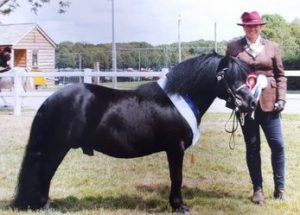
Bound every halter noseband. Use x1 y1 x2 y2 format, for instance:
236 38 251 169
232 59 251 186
216 68 247 109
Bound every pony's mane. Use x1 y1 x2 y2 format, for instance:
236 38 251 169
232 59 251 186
164 53 252 96
165 53 223 95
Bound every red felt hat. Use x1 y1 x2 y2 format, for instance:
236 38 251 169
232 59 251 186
237 11 266 26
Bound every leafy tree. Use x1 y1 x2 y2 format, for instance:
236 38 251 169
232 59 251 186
262 14 300 70
261 14 300 89
56 42 78 68
0 0 70 14
289 22 300 45
262 14 293 46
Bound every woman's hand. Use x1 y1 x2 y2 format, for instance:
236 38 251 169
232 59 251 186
274 100 286 112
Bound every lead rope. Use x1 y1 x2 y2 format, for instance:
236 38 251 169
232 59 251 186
225 108 240 150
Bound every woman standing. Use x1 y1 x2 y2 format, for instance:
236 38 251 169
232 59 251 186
226 11 287 204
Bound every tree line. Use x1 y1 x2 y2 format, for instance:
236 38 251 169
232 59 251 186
56 14 300 71
55 40 222 70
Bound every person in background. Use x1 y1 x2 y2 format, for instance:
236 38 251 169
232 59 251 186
0 46 12 72
226 11 287 204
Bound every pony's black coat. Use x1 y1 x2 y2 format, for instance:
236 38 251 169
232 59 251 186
12 53 256 213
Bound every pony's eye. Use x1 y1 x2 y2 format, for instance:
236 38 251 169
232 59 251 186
246 74 257 89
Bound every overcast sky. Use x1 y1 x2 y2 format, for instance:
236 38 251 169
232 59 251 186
0 0 299 45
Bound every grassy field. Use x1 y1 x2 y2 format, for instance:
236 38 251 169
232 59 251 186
0 111 299 215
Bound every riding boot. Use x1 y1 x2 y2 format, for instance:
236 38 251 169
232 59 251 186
251 187 265 205
274 189 288 201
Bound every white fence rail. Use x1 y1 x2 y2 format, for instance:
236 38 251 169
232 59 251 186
0 68 299 116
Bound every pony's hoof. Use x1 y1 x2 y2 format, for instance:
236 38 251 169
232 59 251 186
172 205 191 214
42 201 50 210
10 201 50 211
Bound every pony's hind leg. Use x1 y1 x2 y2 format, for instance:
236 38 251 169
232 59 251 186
12 140 70 210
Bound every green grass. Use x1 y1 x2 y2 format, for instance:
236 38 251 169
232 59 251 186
0 111 300 215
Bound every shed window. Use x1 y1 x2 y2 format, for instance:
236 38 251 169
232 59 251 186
32 50 38 67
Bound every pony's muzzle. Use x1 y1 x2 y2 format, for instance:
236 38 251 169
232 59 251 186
235 94 257 112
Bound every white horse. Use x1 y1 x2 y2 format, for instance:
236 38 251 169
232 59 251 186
0 68 34 107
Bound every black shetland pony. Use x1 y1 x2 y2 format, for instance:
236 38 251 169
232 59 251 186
12 53 256 214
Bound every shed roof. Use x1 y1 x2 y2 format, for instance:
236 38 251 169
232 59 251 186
0 23 56 47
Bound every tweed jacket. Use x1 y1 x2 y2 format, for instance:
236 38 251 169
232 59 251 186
226 37 287 112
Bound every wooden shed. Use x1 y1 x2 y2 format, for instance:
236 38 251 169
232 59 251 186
0 23 56 72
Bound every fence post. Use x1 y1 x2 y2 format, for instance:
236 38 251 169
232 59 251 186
83 68 92 84
13 69 22 116
93 62 100 84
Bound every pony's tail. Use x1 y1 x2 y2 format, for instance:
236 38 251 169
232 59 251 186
12 151 49 210
12 104 69 210
12 112 50 210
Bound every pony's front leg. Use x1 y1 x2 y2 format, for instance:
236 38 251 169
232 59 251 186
167 150 190 214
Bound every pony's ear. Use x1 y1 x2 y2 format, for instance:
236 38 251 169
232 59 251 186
217 54 230 71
